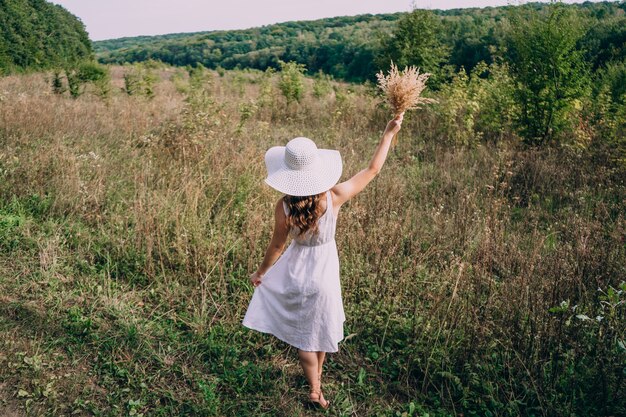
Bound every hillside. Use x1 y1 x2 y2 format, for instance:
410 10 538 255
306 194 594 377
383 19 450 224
0 0 92 74
96 13 401 82
94 1 626 82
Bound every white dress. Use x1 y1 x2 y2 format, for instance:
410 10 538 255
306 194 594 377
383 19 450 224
242 190 346 352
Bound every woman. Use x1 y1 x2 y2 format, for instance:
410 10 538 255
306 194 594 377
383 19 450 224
242 113 404 409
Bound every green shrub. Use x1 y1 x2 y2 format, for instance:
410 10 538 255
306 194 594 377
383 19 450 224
432 61 517 146
51 70 65 95
257 67 275 108
124 63 158 98
505 2 591 145
471 61 518 142
432 67 480 146
312 70 333 98
278 60 306 103
588 60 626 165
64 61 110 99
188 63 212 91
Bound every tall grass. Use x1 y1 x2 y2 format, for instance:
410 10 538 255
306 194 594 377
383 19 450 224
0 67 624 416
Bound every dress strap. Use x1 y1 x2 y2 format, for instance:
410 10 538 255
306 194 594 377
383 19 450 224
282 198 289 216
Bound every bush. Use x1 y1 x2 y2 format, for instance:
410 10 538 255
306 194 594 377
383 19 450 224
188 63 212 91
63 61 110 99
278 60 305 103
587 59 626 165
51 70 65 95
312 70 333 98
124 63 158 98
432 61 517 146
505 3 591 145
432 67 480 146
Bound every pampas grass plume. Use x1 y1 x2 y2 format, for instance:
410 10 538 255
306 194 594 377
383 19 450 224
376 62 436 117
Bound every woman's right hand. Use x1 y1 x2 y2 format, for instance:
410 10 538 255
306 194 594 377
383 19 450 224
384 112 404 137
250 271 263 287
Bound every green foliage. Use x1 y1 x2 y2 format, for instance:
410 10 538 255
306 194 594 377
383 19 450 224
278 60 305 103
443 11 502 75
64 61 110 99
587 59 626 165
93 2 626 86
378 9 451 89
171 67 189 94
51 70 64 95
0 210 25 252
123 70 141 96
93 69 112 99
433 67 480 146
544 283 626 416
312 70 333 98
64 306 93 339
596 59 626 105
0 0 92 73
432 60 517 145
580 8 626 70
124 64 158 99
237 100 258 134
188 63 212 90
96 14 394 82
471 61 518 142
256 67 275 108
505 2 591 145
65 69 82 99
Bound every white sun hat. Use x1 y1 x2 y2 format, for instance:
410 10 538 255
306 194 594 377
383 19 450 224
264 137 342 197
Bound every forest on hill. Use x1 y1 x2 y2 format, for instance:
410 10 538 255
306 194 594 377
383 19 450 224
0 0 92 74
95 1 626 82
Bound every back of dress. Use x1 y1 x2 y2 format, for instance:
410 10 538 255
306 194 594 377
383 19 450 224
283 191 336 247
243 188 346 353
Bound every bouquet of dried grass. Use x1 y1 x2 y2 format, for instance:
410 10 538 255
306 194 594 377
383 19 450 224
376 62 436 145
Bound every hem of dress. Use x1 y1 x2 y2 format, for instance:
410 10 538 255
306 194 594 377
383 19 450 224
242 320 344 353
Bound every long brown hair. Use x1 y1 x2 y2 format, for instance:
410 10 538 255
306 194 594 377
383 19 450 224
283 192 326 236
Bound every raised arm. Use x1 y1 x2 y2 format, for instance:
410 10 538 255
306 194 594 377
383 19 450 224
249 198 289 287
331 113 404 207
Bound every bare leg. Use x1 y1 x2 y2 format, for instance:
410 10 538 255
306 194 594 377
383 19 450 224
316 351 326 382
299 349 329 408
298 350 319 390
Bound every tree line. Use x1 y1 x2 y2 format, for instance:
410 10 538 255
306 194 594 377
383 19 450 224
95 1 626 84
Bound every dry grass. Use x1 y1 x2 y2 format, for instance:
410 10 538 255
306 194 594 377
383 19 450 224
0 66 624 416
376 62 436 116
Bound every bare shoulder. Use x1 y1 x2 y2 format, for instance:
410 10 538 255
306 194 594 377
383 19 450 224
272 197 289 235
275 196 286 218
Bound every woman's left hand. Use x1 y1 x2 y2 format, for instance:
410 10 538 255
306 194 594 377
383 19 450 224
383 112 404 137
249 271 263 287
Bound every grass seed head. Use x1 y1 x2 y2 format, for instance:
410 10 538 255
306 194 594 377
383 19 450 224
376 62 436 116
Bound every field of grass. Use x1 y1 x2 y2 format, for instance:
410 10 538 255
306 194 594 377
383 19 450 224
0 66 624 416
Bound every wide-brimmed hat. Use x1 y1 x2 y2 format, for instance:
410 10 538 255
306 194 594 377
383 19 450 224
264 137 342 197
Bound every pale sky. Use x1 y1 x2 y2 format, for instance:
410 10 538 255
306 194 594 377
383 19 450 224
49 0 610 41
